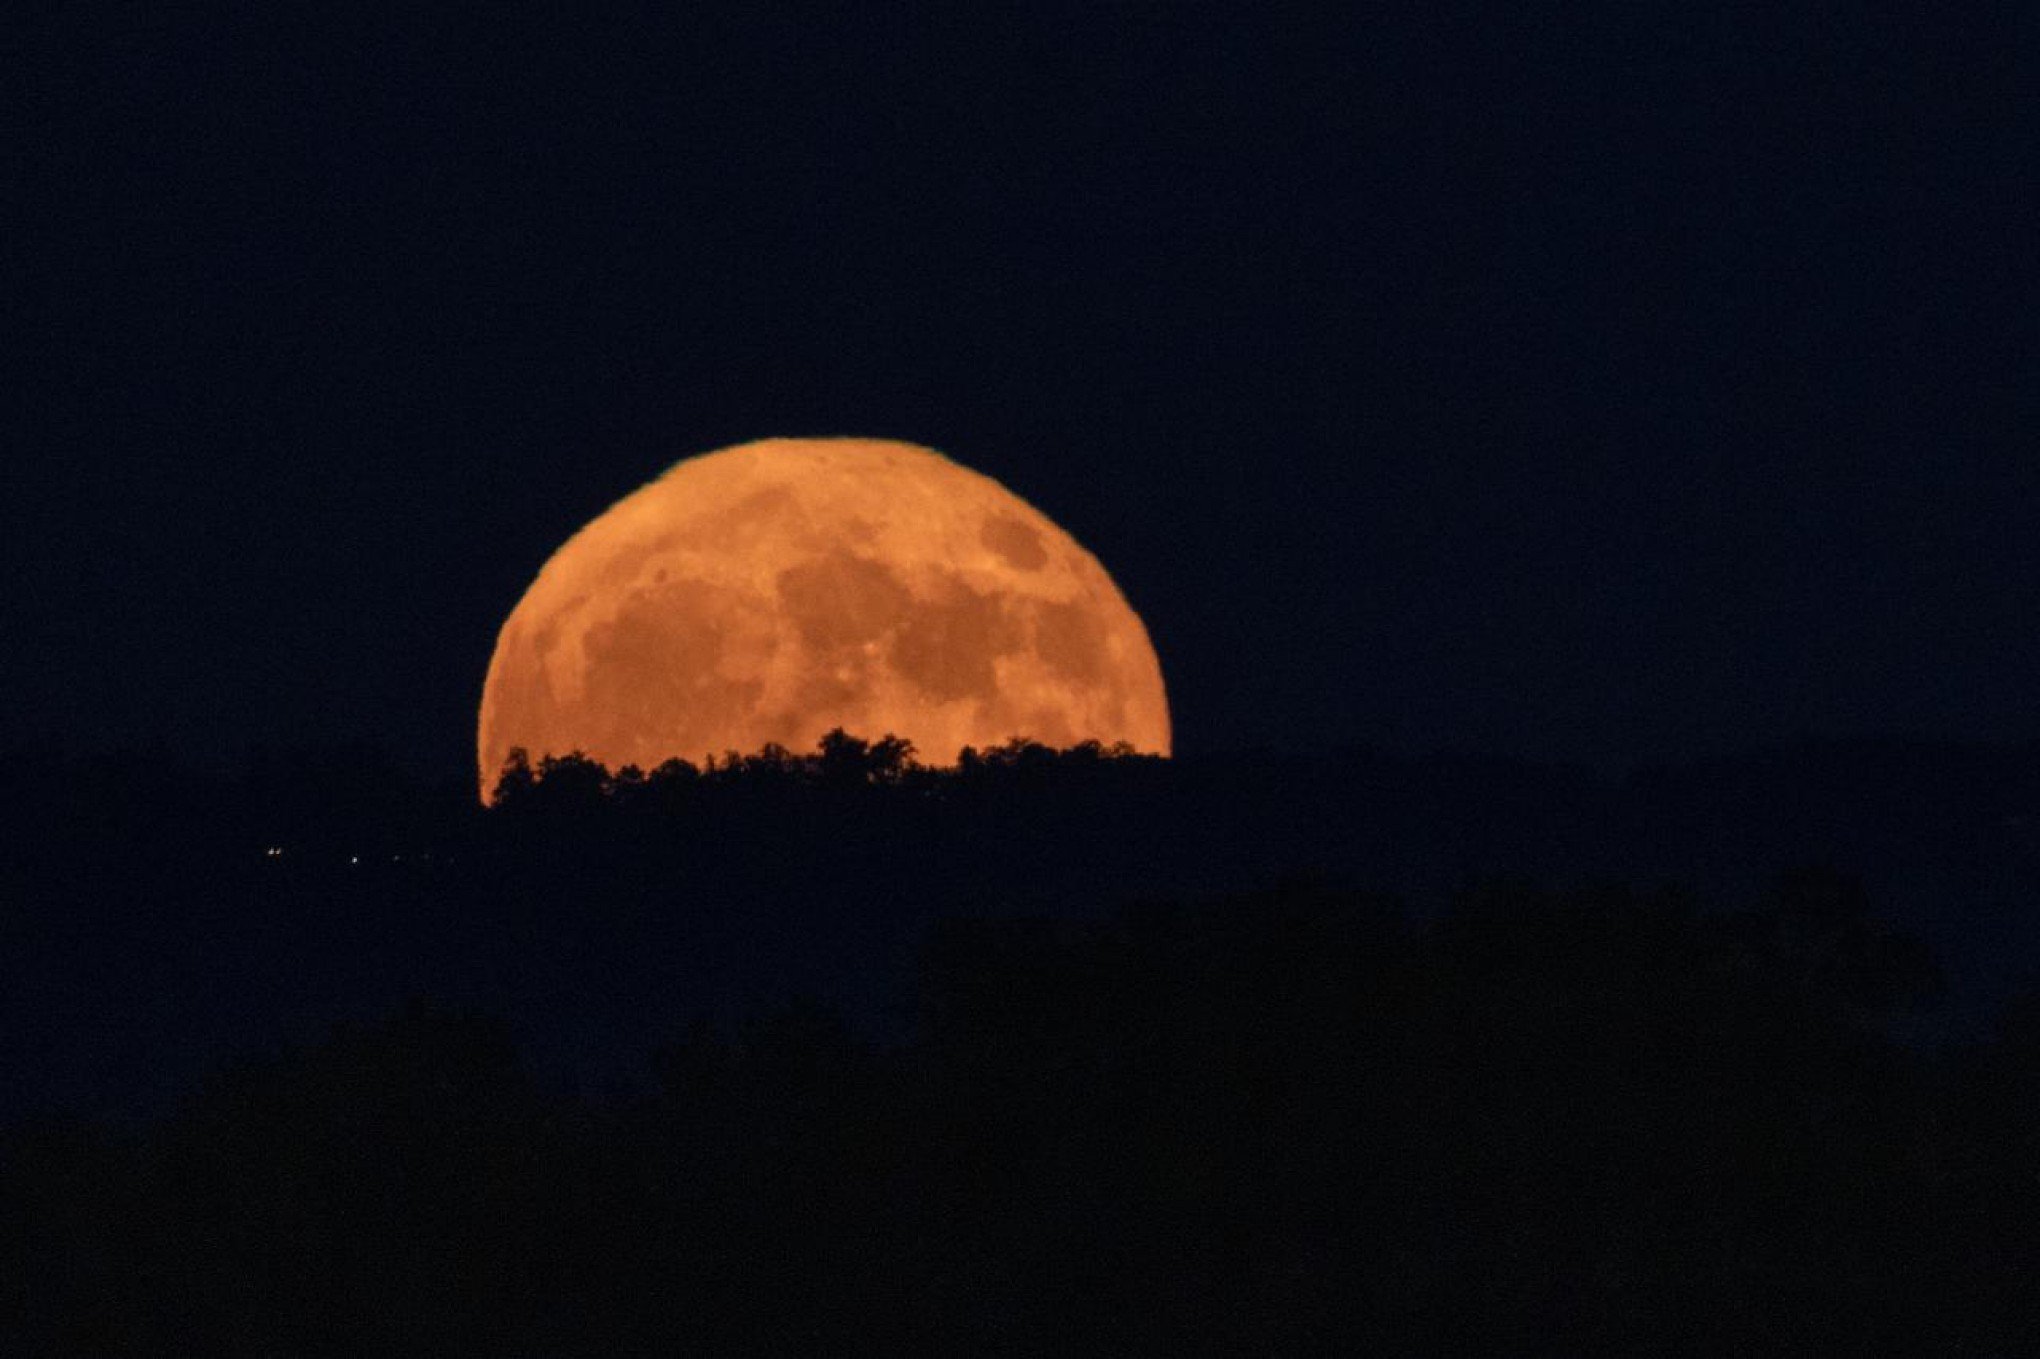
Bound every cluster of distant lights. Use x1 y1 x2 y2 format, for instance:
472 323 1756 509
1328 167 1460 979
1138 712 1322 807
260 847 445 865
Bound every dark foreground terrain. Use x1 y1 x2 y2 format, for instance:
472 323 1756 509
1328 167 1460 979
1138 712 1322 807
4 736 2038 1351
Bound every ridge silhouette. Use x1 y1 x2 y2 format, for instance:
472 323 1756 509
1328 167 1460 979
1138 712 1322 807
2 733 2037 1348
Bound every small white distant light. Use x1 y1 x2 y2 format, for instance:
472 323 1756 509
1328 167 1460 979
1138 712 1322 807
350 856 360 865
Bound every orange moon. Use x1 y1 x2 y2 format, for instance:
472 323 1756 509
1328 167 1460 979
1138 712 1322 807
477 437 1170 800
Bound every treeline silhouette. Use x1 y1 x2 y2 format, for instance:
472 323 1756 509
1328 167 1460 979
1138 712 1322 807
5 877 2036 1351
491 728 1134 803
486 730 1169 823
3 734 2039 1349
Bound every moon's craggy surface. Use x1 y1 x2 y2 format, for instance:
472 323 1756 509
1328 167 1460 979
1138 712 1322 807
478 438 1170 798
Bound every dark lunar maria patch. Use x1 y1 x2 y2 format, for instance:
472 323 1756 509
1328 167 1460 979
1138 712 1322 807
1032 597 1109 685
980 515 1049 571
891 574 1012 703
775 553 913 650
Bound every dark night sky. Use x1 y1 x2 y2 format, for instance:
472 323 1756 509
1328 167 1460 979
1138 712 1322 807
7 5 2032 776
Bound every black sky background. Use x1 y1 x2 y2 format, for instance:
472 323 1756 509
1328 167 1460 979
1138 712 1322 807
7 5 2033 777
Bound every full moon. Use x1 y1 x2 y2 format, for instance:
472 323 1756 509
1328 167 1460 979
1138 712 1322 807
477 437 1170 800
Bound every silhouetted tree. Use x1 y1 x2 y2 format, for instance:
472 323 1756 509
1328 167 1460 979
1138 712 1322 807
489 745 537 808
